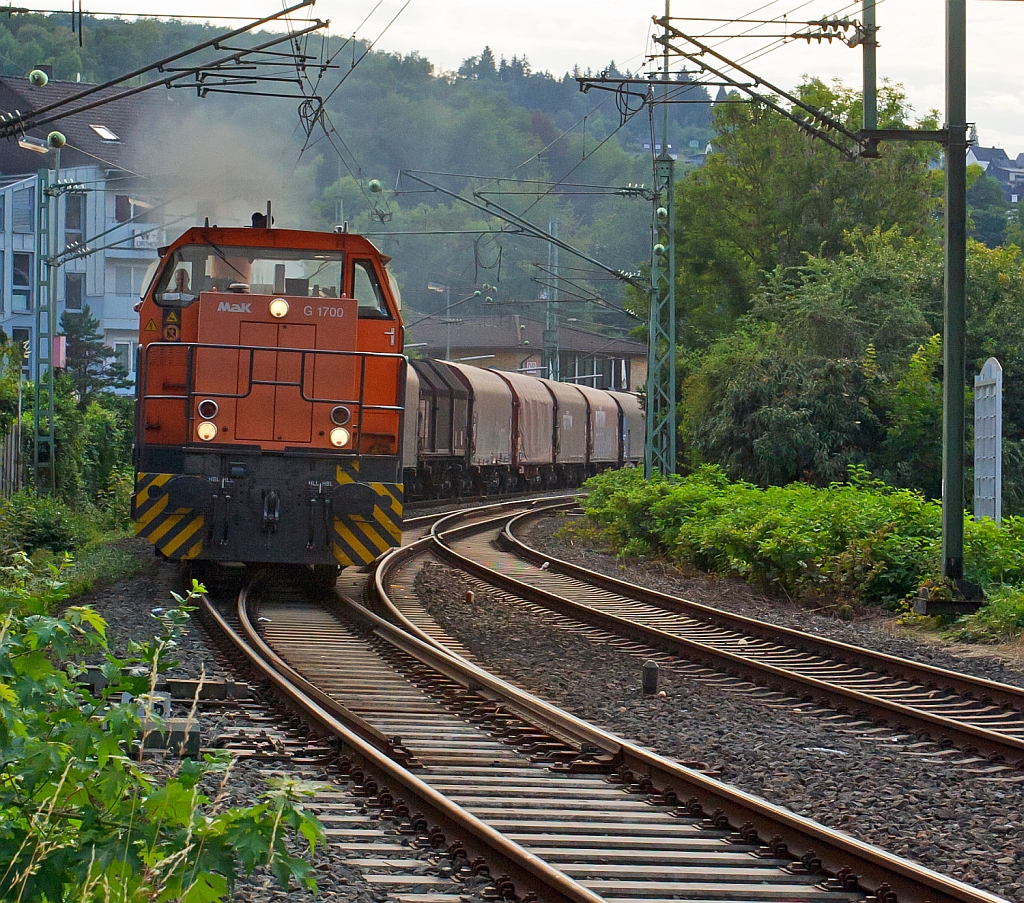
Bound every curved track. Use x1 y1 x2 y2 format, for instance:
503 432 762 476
193 498 1013 903
422 505 1024 770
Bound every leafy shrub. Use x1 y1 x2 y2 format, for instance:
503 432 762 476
963 515 1024 586
94 464 135 533
584 465 946 606
0 563 324 901
0 490 89 554
943 585 1024 643
580 466 678 556
583 467 1024 634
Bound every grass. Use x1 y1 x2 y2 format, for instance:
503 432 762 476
942 585 1024 644
60 538 154 598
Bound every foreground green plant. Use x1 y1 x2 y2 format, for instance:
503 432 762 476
0 565 323 902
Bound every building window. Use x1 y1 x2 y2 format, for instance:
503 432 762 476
65 272 84 310
13 188 33 233
0 194 5 230
115 266 132 295
114 195 155 224
11 328 30 373
1013 195 1019 204
114 265 148 296
13 252 32 311
0 250 3 314
65 193 86 251
113 342 133 374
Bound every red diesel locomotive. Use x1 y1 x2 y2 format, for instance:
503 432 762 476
131 218 406 583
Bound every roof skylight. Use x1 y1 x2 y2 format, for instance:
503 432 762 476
89 124 120 141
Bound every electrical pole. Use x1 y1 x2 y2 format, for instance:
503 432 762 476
856 0 977 610
943 0 969 591
645 0 677 478
862 0 877 132
545 220 560 382
33 155 56 495
33 132 70 495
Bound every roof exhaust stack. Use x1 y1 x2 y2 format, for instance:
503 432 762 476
251 201 273 229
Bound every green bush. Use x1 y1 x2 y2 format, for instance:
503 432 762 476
94 464 135 533
583 466 944 606
944 585 1024 643
582 467 1024 628
0 490 89 554
0 563 324 901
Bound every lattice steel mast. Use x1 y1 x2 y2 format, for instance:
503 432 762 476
646 0 676 478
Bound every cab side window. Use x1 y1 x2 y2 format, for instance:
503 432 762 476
353 260 390 318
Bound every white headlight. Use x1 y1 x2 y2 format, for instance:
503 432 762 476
197 421 218 441
269 298 289 318
329 427 351 447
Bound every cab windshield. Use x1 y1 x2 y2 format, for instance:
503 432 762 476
153 244 345 306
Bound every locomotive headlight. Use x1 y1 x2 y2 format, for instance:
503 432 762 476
197 421 218 441
329 427 351 447
269 298 290 318
330 405 351 426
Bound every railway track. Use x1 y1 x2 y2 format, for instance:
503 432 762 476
195 498 1011 903
417 503 1024 771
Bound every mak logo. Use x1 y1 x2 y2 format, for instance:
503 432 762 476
217 301 252 313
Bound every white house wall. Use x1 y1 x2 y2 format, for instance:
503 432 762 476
0 164 157 387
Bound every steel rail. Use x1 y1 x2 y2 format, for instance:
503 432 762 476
505 508 1024 711
427 511 1024 769
500 508 1024 766
366 503 1011 903
197 585 606 903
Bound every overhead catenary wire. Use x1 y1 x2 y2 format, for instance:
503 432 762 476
57 212 193 264
50 183 182 261
731 0 882 70
0 0 320 137
672 0 881 76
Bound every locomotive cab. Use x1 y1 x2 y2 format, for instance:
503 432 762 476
131 224 406 580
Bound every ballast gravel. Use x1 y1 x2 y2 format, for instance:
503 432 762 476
72 527 1024 903
412 512 1024 903
64 541 467 903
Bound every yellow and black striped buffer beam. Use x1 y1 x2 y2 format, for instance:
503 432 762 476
332 464 403 566
132 472 205 560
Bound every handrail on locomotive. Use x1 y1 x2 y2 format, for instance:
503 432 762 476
136 341 406 454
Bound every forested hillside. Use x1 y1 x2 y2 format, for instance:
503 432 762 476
0 13 711 331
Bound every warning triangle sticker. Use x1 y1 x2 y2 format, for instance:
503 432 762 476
164 310 180 324
144 319 158 332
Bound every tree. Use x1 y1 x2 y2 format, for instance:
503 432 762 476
458 46 497 80
880 335 943 499
668 80 941 348
967 168 1008 247
677 228 1024 512
60 305 130 409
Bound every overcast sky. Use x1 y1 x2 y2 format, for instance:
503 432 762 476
327 0 1024 152
103 0 1024 151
